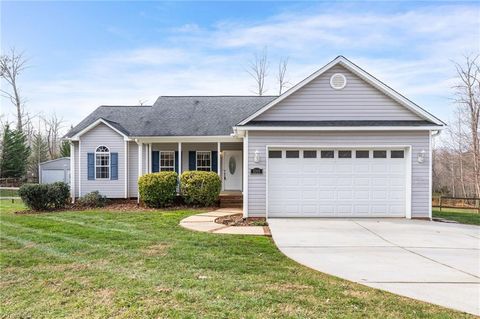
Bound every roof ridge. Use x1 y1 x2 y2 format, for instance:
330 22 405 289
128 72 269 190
159 95 278 97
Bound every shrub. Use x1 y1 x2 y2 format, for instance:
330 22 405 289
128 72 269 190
77 191 108 208
180 171 221 206
138 172 178 208
19 182 70 211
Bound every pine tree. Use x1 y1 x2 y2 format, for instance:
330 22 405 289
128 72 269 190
59 140 71 157
29 132 49 181
0 125 30 178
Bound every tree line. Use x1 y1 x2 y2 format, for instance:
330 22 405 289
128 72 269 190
0 48 70 181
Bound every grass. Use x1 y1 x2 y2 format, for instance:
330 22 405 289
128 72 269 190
0 188 19 197
432 207 480 226
0 200 473 318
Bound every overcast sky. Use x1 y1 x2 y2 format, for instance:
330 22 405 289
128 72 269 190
1 1 479 130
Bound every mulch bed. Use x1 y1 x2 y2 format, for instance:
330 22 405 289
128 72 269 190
215 213 268 227
14 199 215 215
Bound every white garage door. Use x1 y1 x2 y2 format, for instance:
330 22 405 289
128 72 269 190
267 148 407 218
41 169 68 184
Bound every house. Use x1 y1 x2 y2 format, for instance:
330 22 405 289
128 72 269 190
39 157 71 184
65 56 445 219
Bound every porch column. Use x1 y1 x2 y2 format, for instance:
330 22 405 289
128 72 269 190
242 132 248 218
70 141 75 203
137 141 143 202
148 143 152 173
178 142 182 175
217 142 221 176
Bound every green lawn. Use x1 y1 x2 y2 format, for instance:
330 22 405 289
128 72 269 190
0 201 472 318
432 207 480 226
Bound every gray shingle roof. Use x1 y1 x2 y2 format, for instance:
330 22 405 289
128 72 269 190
65 96 277 138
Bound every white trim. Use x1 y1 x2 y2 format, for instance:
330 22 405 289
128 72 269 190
79 140 82 197
428 131 433 220
195 151 212 171
330 73 347 90
242 131 248 218
406 146 412 219
70 142 75 202
131 136 241 143
217 142 221 176
69 118 129 140
124 141 128 199
235 126 443 132
137 142 143 202
94 145 111 180
159 151 176 171
265 144 412 219
238 56 445 126
178 142 182 175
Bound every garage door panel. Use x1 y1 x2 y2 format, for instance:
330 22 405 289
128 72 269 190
268 148 406 218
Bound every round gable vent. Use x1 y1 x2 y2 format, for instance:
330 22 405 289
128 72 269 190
330 73 347 90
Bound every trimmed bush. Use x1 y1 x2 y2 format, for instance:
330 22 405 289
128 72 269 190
19 182 70 211
180 171 221 206
138 172 178 208
77 191 107 208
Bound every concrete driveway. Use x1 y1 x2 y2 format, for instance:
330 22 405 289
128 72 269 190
268 218 480 315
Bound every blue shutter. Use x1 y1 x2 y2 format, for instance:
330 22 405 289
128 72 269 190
189 151 196 170
211 151 218 173
152 151 159 172
87 153 95 180
174 151 179 174
111 153 118 180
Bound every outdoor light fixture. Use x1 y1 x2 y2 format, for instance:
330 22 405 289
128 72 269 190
417 150 426 163
254 150 260 163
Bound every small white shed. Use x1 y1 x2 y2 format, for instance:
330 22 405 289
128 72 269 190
39 157 70 184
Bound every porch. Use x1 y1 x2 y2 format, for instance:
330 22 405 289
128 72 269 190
134 137 245 195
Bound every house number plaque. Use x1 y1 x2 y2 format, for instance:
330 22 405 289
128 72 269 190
250 167 263 174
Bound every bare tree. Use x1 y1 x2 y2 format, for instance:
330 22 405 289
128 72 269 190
0 48 28 132
277 57 289 95
138 98 148 106
453 55 480 197
43 113 64 159
247 48 268 96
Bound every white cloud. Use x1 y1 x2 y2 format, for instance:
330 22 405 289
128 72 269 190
2 3 478 127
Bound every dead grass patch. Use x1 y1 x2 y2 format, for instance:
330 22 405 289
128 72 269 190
142 243 171 256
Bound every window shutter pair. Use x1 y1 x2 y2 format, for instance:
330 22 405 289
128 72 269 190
87 152 118 180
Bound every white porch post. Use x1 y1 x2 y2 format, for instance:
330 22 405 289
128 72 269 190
148 143 152 173
178 142 182 175
70 142 75 203
137 141 143 202
217 142 221 176
124 141 128 198
242 132 248 218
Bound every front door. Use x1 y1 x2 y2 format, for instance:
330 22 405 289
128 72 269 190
223 151 243 191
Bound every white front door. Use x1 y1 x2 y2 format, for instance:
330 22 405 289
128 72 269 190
223 151 243 191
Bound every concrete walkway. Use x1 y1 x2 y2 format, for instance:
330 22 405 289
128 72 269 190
269 218 480 315
180 208 269 236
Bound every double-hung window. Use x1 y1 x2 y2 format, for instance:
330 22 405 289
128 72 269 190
196 151 211 171
160 151 175 171
95 146 110 179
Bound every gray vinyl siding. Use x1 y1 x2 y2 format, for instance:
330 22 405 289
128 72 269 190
255 65 422 121
79 123 126 198
128 142 138 197
247 131 430 218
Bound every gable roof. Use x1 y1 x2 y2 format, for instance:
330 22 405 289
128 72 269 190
237 56 445 126
65 96 276 138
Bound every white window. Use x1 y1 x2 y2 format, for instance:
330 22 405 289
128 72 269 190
95 146 110 179
196 151 211 171
160 151 175 171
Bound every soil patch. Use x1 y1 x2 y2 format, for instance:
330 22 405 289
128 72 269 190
215 213 268 226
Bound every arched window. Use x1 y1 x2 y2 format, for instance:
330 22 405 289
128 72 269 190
95 146 110 179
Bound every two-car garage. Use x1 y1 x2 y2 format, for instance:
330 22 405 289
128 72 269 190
267 148 409 218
